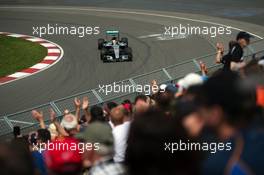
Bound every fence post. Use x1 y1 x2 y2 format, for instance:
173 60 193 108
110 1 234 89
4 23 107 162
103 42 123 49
92 89 104 103
4 116 13 130
129 78 140 95
50 102 62 116
162 68 172 80
192 59 201 71
129 78 137 86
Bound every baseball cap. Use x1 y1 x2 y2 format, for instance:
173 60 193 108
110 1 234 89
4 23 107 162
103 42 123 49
76 122 113 146
258 56 264 66
123 103 132 113
44 137 82 174
236 31 253 42
159 83 178 94
165 83 178 94
60 114 78 130
177 73 204 92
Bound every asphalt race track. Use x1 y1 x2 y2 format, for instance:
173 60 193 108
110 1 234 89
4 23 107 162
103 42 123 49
0 1 264 115
2 0 264 26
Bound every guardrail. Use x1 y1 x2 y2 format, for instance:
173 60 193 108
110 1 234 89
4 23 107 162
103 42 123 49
1 38 264 140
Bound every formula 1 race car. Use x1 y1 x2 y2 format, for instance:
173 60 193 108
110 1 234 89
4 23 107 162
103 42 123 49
98 30 133 62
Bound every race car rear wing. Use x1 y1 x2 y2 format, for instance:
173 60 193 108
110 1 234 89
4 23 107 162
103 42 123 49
106 30 119 35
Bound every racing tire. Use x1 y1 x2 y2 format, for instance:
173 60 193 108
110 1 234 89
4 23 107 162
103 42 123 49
100 48 107 61
125 47 133 61
121 37 128 46
98 38 105 50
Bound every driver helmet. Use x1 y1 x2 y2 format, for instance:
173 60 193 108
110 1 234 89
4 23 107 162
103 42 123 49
112 37 118 45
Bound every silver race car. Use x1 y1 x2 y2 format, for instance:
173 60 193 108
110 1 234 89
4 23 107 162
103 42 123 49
98 30 133 62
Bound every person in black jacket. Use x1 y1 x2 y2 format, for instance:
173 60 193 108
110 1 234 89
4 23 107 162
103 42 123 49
215 31 252 71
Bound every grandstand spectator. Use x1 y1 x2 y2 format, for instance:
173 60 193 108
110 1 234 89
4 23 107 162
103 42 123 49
1 138 35 175
122 99 133 114
13 126 22 139
44 137 82 175
60 113 79 136
153 90 174 114
134 94 151 113
37 129 51 142
103 101 118 119
171 89 205 138
240 58 264 128
48 123 58 140
26 127 51 152
176 73 204 97
28 130 48 175
77 122 125 175
36 129 51 151
5 48 264 175
41 109 84 175
215 31 252 71
90 105 106 123
197 71 264 175
103 101 118 128
111 105 132 162
65 97 90 129
110 105 125 127
125 108 201 175
26 112 51 175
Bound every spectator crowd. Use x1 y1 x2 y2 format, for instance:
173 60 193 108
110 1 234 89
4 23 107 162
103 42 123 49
1 31 264 175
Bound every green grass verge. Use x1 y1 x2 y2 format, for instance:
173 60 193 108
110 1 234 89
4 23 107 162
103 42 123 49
0 34 47 77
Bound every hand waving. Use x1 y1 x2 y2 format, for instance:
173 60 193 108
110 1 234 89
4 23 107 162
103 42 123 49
82 97 89 110
49 108 56 123
74 97 81 109
216 42 224 54
32 110 44 122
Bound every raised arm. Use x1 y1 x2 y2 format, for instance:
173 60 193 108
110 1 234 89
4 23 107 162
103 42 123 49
74 97 81 122
49 108 69 137
151 79 159 94
32 110 46 129
82 97 91 123
215 42 224 64
230 61 246 71
199 61 208 76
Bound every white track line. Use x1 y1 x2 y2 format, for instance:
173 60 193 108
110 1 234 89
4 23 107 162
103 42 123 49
0 6 262 39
